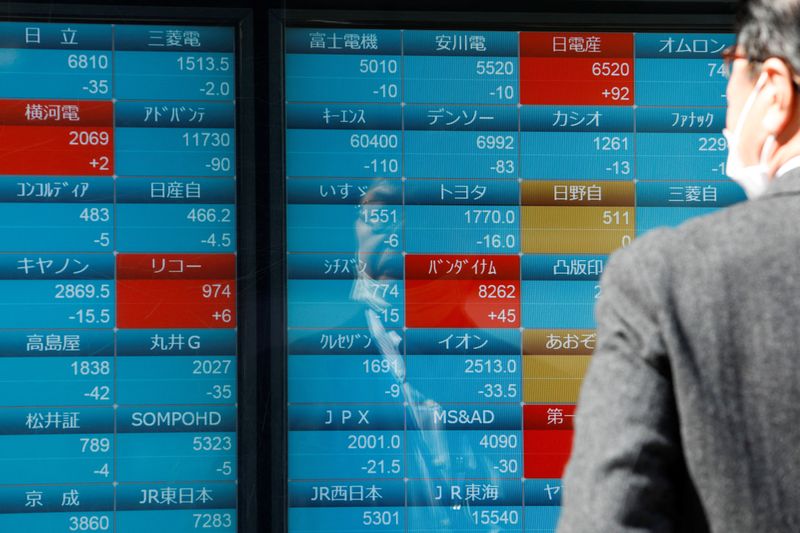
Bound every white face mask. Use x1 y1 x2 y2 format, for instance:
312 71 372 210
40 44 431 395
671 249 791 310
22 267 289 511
722 74 776 199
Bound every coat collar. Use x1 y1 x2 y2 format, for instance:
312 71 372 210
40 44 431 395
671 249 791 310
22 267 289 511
762 167 800 198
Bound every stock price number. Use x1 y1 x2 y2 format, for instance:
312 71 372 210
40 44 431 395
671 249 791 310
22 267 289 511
465 358 517 375
478 234 516 250
193 513 233 529
68 515 110 532
71 308 111 325
347 433 401 450
472 510 519 526
187 208 232 224
362 458 401 475
202 283 232 299
601 86 630 102
177 56 231 72
477 284 516 299
362 511 399 527
478 382 518 399
201 232 232 248
591 61 631 77
211 309 233 324
479 433 519 449
486 308 516 324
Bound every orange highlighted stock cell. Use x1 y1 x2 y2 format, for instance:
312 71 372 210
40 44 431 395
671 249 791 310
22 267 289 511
116 254 236 329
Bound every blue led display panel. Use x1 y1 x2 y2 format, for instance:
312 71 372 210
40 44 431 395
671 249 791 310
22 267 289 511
285 28 740 532
0 22 238 532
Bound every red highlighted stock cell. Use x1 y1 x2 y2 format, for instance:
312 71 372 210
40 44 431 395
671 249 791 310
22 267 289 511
519 32 634 58
116 254 236 329
405 254 520 328
520 58 634 106
0 100 114 175
520 32 635 106
523 405 576 478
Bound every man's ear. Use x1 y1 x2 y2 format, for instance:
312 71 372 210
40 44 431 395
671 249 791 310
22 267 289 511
761 57 796 135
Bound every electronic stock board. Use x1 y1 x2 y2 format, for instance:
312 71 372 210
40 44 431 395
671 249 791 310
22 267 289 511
0 3 743 533
0 5 258 533
282 14 741 533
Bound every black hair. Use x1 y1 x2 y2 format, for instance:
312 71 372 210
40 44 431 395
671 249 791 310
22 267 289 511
737 0 800 75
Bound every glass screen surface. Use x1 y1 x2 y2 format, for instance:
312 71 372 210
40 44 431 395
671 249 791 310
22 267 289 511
285 28 736 533
0 22 238 533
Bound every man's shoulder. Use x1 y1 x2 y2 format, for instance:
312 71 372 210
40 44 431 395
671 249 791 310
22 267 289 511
605 198 768 289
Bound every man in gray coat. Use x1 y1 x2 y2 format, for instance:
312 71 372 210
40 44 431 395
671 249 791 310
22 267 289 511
557 1 800 531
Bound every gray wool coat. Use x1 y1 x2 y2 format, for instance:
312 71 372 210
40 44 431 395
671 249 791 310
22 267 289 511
557 168 800 533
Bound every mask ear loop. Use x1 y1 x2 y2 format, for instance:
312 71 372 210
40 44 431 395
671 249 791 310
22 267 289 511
733 72 769 138
760 134 777 168
755 75 778 173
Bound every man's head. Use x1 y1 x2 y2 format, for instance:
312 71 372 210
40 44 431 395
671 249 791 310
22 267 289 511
726 0 800 176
